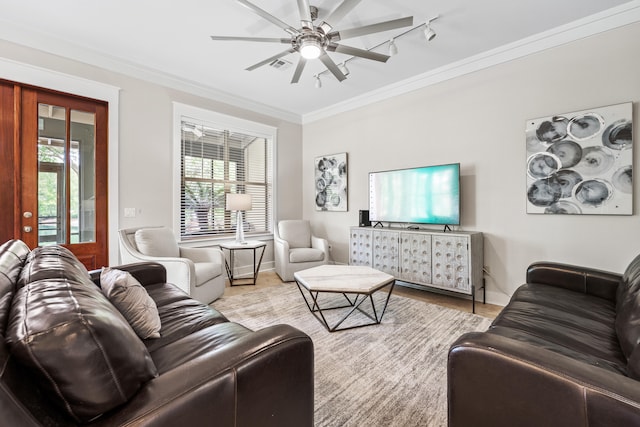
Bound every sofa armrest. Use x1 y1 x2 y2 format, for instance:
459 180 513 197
90 262 167 287
526 261 621 301
448 332 640 427
93 324 314 427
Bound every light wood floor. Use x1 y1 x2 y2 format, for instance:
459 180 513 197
224 270 503 319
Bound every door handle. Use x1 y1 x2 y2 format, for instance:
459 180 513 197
23 226 32 233
23 211 33 218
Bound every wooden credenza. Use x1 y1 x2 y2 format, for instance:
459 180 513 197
349 227 484 311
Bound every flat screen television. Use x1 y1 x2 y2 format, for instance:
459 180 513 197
369 163 460 225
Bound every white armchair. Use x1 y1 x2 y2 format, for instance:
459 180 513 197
274 220 330 282
118 226 225 304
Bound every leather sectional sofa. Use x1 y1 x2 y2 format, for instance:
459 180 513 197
0 239 314 426
448 254 640 427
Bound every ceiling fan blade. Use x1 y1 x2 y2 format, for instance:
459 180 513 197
290 57 307 83
211 36 291 44
245 48 296 71
296 0 313 28
329 16 413 41
236 0 299 36
319 0 362 33
327 43 390 63
318 52 347 82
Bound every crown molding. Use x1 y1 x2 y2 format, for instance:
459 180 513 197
301 1 640 124
0 21 302 124
1 2 639 127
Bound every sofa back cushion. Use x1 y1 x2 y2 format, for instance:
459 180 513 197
5 246 158 422
278 220 312 249
0 240 30 331
18 245 92 288
615 253 640 378
134 227 180 258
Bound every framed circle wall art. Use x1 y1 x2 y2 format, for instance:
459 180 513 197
525 102 632 215
315 152 348 212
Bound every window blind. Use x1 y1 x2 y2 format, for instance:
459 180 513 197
180 118 272 239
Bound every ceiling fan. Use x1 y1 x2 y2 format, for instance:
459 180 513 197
211 0 414 83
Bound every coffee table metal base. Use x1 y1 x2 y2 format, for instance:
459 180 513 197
295 280 395 332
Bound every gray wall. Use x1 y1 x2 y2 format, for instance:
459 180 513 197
2 22 640 304
0 39 303 269
302 22 640 305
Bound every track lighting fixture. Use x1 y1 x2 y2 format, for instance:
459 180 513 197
423 23 436 41
314 14 440 83
388 39 398 56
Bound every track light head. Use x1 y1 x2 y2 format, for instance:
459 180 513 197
315 75 322 89
424 24 436 41
338 63 350 76
388 39 398 56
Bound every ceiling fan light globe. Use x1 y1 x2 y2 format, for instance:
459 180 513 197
300 41 322 59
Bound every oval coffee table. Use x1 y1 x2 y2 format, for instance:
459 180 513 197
293 265 395 332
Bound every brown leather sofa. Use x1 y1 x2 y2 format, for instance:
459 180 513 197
0 239 314 426
448 254 640 427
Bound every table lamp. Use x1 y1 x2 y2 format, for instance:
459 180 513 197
226 193 252 244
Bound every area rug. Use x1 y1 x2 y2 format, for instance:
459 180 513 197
212 283 492 427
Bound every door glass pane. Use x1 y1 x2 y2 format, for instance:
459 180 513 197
37 105 96 245
37 104 66 245
70 109 96 243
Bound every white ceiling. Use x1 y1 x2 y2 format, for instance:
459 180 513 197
0 0 638 123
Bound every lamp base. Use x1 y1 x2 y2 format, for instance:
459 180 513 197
235 210 247 244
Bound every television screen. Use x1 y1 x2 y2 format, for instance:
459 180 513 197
369 163 460 225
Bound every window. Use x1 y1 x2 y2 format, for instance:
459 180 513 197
173 104 274 241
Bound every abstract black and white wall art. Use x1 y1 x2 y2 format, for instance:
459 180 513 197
315 152 348 211
526 102 632 215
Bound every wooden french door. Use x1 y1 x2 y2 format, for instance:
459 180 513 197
19 87 108 269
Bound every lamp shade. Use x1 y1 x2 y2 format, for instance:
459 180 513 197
226 193 252 211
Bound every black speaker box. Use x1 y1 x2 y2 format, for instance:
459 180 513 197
359 210 371 227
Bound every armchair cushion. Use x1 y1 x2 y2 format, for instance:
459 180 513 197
100 267 162 339
290 248 325 263
134 227 180 258
278 220 312 248
18 245 92 288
